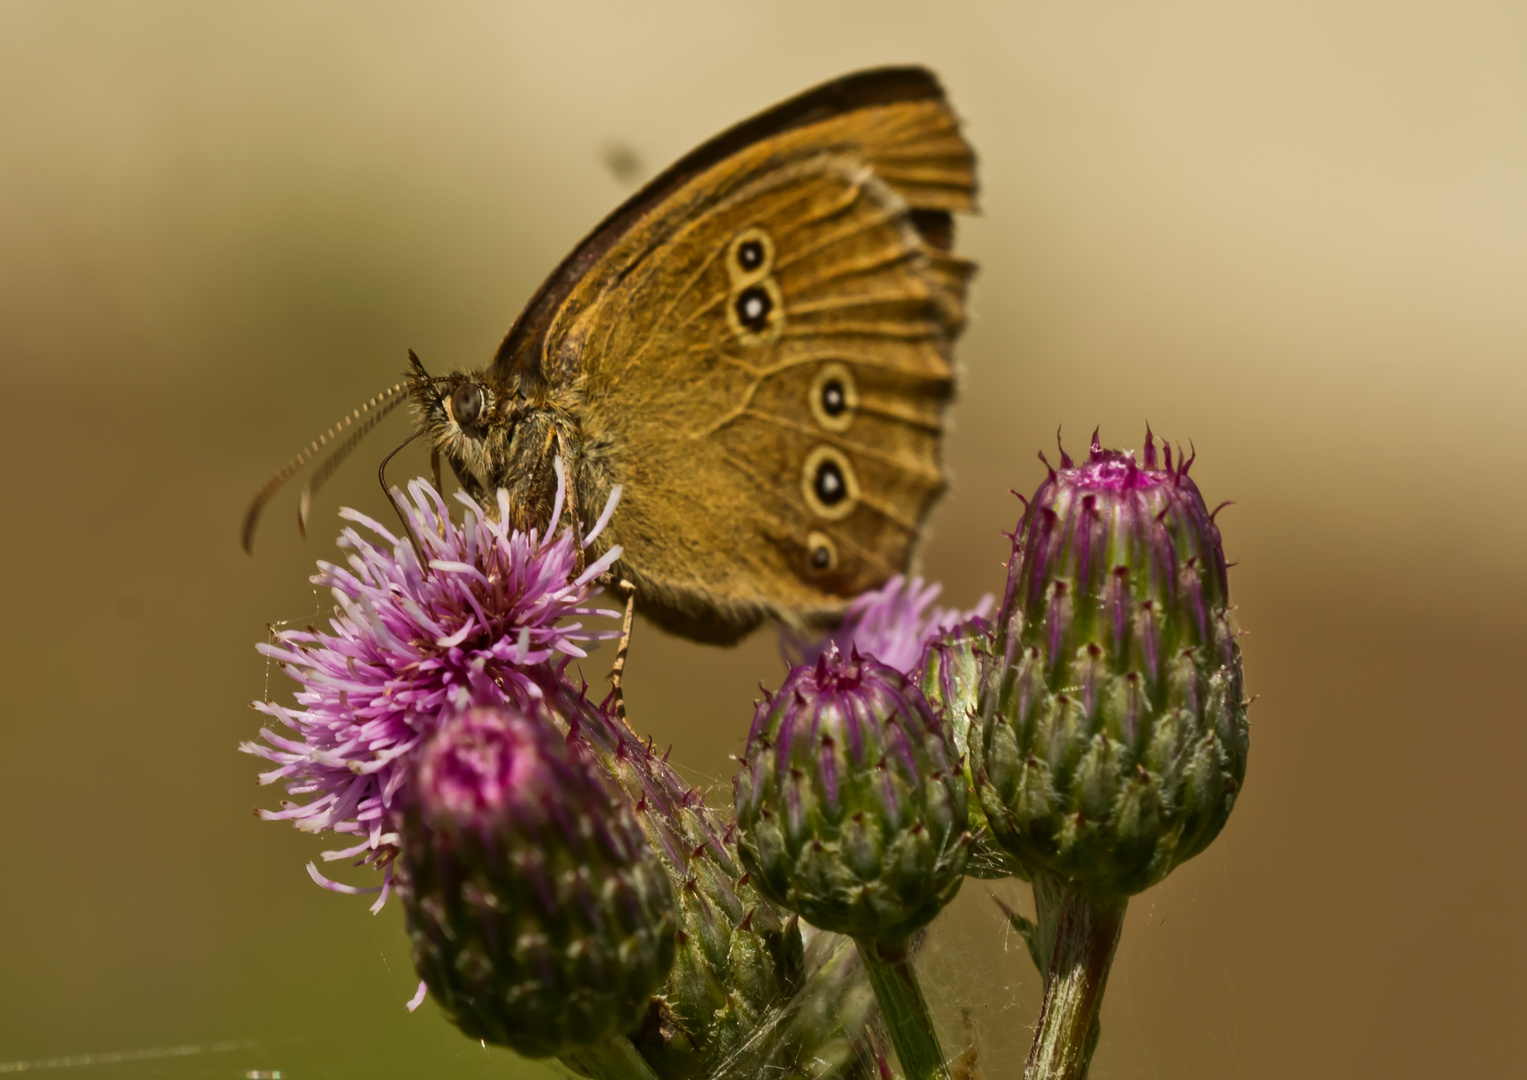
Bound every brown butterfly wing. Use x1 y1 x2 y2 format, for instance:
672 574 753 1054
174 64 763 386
507 69 975 642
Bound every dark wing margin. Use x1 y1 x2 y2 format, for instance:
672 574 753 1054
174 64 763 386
491 67 950 381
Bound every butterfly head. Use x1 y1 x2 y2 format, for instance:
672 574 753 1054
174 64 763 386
407 350 580 533
407 353 512 496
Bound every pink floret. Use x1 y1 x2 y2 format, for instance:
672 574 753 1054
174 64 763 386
789 575 992 676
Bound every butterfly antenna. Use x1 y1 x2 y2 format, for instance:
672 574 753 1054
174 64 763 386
242 381 409 554
378 428 431 572
297 385 412 539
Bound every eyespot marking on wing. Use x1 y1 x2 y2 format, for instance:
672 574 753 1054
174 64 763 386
727 227 775 287
808 362 857 432
806 530 838 574
736 287 772 328
802 444 859 520
727 276 784 346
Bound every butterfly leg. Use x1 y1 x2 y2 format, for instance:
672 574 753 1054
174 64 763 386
554 430 588 575
610 578 637 735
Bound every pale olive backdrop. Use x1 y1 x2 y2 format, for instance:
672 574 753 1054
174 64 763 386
2 3 1523 1078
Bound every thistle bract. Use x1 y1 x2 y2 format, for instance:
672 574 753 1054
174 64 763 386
734 648 970 945
978 432 1248 894
398 704 676 1058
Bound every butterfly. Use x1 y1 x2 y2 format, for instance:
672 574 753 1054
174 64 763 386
245 67 977 645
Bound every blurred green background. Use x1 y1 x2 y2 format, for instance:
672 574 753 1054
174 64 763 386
2 2 1524 1078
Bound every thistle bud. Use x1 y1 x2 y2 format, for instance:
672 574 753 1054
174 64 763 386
398 704 677 1059
978 431 1248 894
734 648 970 945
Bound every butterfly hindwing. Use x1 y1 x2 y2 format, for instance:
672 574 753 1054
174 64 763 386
527 71 976 640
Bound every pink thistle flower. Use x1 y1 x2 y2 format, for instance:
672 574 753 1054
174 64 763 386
788 575 993 676
242 462 623 907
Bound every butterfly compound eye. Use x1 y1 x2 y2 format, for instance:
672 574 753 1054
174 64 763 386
449 383 484 427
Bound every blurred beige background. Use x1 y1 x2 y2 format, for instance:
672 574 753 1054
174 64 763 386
2 2 1524 1077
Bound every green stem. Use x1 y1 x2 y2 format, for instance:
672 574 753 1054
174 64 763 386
855 936 951 1080
1023 878 1127 1080
572 1036 664 1080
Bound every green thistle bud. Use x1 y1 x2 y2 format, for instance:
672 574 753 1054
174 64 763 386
398 704 677 1059
734 647 971 945
978 431 1249 894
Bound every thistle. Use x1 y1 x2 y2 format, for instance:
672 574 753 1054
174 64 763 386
734 647 971 1080
978 430 1247 892
977 430 1248 1080
397 704 676 1061
242 469 622 901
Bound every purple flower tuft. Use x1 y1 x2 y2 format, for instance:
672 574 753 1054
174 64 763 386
413 707 559 832
790 575 992 675
241 463 624 904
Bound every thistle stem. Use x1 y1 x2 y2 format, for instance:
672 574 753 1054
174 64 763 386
575 1036 663 1080
855 937 951 1080
1023 880 1127 1080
